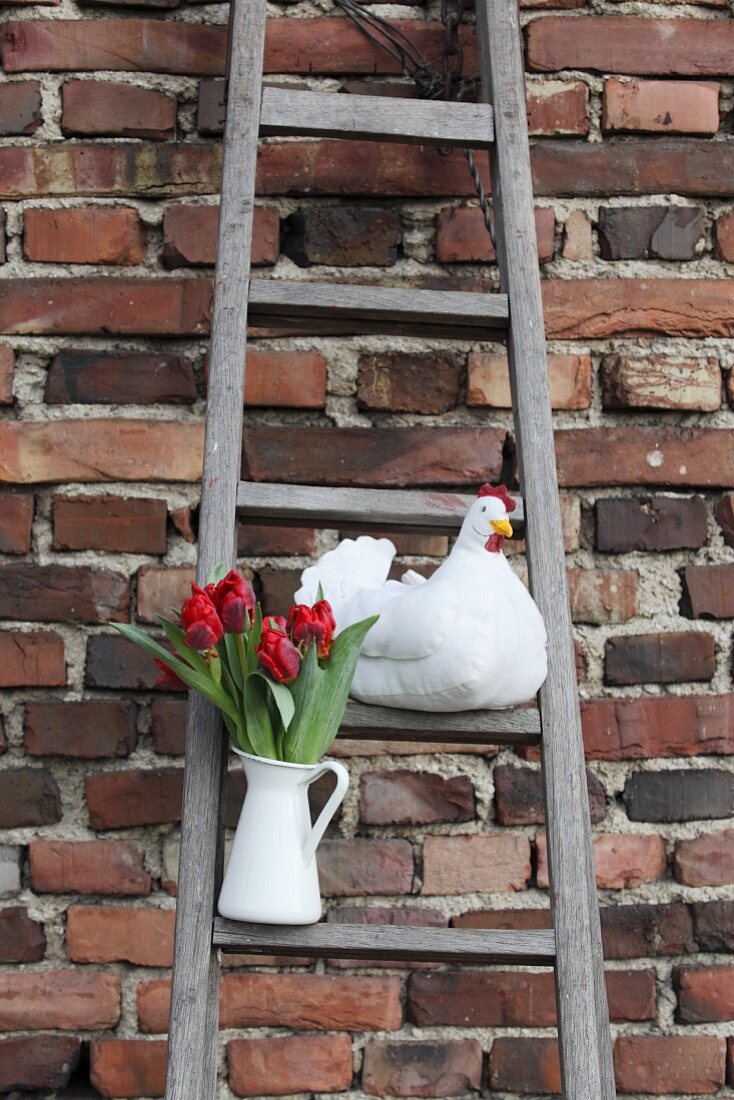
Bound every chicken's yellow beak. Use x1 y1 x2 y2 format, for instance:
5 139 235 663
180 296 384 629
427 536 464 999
491 518 513 538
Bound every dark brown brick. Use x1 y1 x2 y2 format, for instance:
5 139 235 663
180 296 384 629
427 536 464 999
681 564 734 619
237 524 317 557
0 492 33 553
692 900 734 952
0 906 46 962
357 352 462 414
452 909 552 932
242 427 505 488
359 771 475 825
600 903 696 960
86 768 183 829
85 634 182 692
624 769 733 823
282 206 400 267
715 494 734 548
46 349 196 405
0 767 61 827
0 81 42 135
318 839 413 896
0 345 13 404
53 495 168 553
197 78 225 134
24 700 137 758
62 79 176 140
327 906 446 969
555 427 734 488
362 1039 482 1097
489 1037 560 1095
0 564 128 623
151 698 186 755
598 205 704 260
494 765 605 825
0 1037 81 1093
595 496 708 553
605 632 715 686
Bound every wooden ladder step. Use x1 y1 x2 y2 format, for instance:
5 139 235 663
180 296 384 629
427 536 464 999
248 280 508 338
341 701 540 745
213 919 556 965
260 86 495 147
236 483 525 535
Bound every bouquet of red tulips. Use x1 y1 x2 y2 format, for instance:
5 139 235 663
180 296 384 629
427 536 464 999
114 567 377 765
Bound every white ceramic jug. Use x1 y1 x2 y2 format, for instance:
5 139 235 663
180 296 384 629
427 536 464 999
217 748 349 925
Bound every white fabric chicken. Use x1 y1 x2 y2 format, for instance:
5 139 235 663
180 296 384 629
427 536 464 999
295 484 548 711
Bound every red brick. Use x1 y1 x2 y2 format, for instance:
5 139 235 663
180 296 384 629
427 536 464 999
360 771 474 825
714 212 734 262
90 1040 167 1099
0 1037 81 1093
228 1034 353 1096
67 905 174 966
283 205 400 267
537 833 667 889
613 1035 725 1095
436 206 554 263
601 356 720 412
0 344 13 403
489 1037 561 1094
243 427 504 488
555 428 734 489
527 17 734 77
600 903 696 960
452 909 552 932
0 420 203 483
46 350 196 406
605 632 715 686
0 906 46 962
53 496 168 553
0 970 120 1031
318 839 413 896
407 969 654 1027
163 204 278 267
603 78 720 135
467 352 590 410
676 965 734 1023
0 81 42 135
0 630 65 688
357 351 461 415
243 350 327 409
137 566 195 623
24 206 146 265
150 699 186 755
567 569 638 624
681 564 734 619
0 563 128 623
62 80 176 140
595 495 708 553
675 829 734 887
582 694 734 761
170 505 195 544
494 765 605 825
327 906 446 970
138 973 402 1032
0 767 61 827
24 700 137 758
562 210 592 260
86 634 181 692
362 1039 481 1097
422 835 531 895
30 838 151 895
86 769 183 829
544 280 734 340
527 80 588 136
0 492 33 553
714 493 734 546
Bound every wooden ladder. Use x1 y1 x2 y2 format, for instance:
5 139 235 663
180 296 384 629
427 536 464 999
164 1 616 1097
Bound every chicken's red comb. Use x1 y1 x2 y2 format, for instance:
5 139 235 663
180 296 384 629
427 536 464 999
478 483 517 513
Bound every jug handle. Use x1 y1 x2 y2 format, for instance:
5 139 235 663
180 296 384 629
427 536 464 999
302 760 349 864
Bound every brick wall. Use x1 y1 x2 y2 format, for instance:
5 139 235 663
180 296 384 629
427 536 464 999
0 0 733 1094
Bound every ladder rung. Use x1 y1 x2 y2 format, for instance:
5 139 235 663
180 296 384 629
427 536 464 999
248 280 509 338
236 483 525 535
213 919 556 965
260 87 495 148
341 701 540 744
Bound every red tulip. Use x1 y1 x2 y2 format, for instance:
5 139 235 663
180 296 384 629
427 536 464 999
154 657 186 691
257 626 301 684
212 570 256 634
287 599 336 658
180 584 224 651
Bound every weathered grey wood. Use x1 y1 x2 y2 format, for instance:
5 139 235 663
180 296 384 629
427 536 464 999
213 919 556 964
236 482 525 534
164 3 267 1100
260 86 495 147
341 701 540 743
248 279 508 337
476 1 615 1097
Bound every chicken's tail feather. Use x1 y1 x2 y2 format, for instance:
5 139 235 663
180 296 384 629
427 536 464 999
295 536 396 626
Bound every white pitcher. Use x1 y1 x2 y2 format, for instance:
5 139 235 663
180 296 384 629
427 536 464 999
217 748 349 925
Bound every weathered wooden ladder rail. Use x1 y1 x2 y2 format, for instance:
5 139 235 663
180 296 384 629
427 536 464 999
164 1 616 1097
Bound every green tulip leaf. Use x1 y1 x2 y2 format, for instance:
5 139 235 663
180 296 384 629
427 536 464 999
242 673 279 760
250 670 295 732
